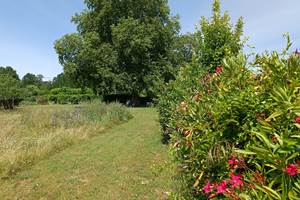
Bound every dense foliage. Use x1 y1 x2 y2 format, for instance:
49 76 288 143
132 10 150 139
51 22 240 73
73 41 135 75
0 65 95 107
160 41 300 200
195 0 243 71
0 66 19 80
48 87 95 104
158 0 244 143
21 73 44 87
21 74 51 104
54 0 184 97
158 1 300 199
51 73 75 88
0 67 22 109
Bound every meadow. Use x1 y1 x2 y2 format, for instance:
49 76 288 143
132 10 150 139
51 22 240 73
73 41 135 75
0 102 132 178
0 105 176 199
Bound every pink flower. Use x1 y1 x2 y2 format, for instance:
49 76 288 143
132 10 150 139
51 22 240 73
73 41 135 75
216 180 227 194
203 181 212 194
229 172 244 189
215 66 223 74
228 156 239 169
228 158 235 165
295 49 300 56
295 116 300 123
285 164 298 176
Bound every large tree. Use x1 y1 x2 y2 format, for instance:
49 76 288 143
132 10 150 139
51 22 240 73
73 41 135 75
0 74 22 110
55 0 180 96
51 73 75 88
21 73 44 87
0 66 19 80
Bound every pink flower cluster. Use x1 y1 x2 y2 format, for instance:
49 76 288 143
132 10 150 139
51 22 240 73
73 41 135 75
202 173 244 197
202 156 300 198
216 180 227 194
228 156 239 169
203 180 228 195
229 173 244 188
215 66 223 75
284 163 299 177
203 181 212 194
295 116 300 124
202 156 247 198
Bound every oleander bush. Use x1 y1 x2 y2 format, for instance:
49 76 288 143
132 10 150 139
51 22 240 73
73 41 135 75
158 36 300 199
158 1 300 199
158 0 244 144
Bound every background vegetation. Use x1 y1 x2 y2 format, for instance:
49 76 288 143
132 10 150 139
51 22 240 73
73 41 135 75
54 0 194 97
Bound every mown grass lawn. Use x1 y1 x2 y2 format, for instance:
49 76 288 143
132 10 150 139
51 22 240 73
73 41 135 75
0 108 175 200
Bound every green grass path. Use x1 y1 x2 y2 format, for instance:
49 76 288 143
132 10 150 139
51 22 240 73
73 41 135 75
0 108 174 200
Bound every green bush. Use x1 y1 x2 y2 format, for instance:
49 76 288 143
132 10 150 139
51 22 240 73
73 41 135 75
48 87 95 104
157 1 300 198
22 85 48 104
158 0 244 144
0 74 22 109
158 37 300 198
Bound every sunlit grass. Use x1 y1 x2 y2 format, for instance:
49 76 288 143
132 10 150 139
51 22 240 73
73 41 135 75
0 108 176 200
0 102 132 177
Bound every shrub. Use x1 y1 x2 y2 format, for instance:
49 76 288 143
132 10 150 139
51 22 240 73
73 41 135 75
157 2 300 198
158 1 298 199
158 35 300 199
195 0 244 71
231 46 300 199
48 87 95 104
158 0 244 144
36 96 49 105
0 74 22 109
22 85 49 104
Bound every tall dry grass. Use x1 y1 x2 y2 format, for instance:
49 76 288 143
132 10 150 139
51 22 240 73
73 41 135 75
0 102 132 177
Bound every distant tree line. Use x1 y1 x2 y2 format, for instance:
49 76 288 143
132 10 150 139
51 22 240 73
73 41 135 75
0 66 86 109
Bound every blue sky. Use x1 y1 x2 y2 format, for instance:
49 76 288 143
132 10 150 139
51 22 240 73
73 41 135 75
0 0 299 79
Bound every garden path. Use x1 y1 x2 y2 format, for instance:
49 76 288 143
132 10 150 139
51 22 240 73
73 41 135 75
0 108 174 200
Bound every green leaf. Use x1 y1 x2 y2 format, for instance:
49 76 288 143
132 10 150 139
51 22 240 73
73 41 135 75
234 149 256 155
294 124 300 129
239 193 251 200
252 131 275 149
262 185 281 199
265 111 283 122
265 164 277 169
287 152 299 161
288 191 300 200
249 146 270 155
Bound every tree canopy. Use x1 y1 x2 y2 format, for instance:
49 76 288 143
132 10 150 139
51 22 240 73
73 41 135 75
195 0 244 70
0 66 19 80
55 0 181 97
51 73 75 88
0 73 22 109
22 73 44 86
